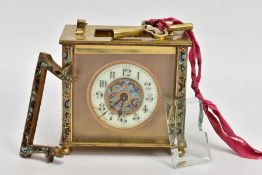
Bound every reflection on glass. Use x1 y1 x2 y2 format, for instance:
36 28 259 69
165 98 211 169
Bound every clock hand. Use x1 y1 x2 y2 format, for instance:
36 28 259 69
117 93 129 120
99 99 121 118
118 100 124 118
100 92 128 119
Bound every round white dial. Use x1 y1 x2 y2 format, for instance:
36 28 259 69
89 63 158 129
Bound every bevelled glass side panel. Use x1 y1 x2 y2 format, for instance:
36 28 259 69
165 97 211 168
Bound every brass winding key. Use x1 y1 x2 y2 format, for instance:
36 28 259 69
113 23 193 40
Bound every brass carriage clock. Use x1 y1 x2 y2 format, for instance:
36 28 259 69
20 19 193 162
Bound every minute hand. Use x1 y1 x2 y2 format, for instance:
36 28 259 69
99 99 121 118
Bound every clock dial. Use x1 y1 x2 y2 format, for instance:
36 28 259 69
90 63 158 129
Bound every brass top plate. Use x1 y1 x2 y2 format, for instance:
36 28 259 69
59 25 192 46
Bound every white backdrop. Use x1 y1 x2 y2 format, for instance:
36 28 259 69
0 0 262 175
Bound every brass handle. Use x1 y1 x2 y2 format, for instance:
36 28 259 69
20 53 75 162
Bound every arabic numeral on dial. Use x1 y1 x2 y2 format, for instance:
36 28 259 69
144 82 152 90
123 68 131 77
119 116 127 124
108 112 113 120
96 91 103 99
100 80 107 87
146 94 153 102
110 71 115 79
133 113 140 121
98 103 106 112
143 105 149 113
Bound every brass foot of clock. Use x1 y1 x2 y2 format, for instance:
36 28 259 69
62 146 73 155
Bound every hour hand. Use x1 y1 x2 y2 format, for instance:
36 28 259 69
99 99 121 118
118 101 124 118
117 93 129 118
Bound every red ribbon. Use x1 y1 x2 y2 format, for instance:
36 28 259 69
149 17 262 159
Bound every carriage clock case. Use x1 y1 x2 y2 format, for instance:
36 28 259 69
20 19 192 161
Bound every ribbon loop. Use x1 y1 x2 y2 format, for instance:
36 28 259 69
149 17 262 159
